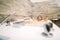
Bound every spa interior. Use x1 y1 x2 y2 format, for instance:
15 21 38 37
0 0 60 40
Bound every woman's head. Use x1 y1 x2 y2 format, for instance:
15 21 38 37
37 16 42 21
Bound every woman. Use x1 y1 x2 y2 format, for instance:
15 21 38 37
37 16 42 21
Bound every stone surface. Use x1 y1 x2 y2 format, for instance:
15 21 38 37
0 0 60 21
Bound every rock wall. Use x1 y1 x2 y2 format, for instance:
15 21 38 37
0 0 60 21
32 1 60 19
0 0 32 21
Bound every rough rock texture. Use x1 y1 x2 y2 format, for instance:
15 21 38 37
0 0 60 22
32 2 60 19
0 0 32 21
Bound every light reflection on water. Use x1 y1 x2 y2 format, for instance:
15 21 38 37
0 35 9 40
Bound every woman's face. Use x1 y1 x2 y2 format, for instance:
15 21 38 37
37 16 42 21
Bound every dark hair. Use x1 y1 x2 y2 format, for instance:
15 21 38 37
37 16 42 20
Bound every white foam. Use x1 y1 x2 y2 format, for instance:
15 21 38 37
0 20 60 40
